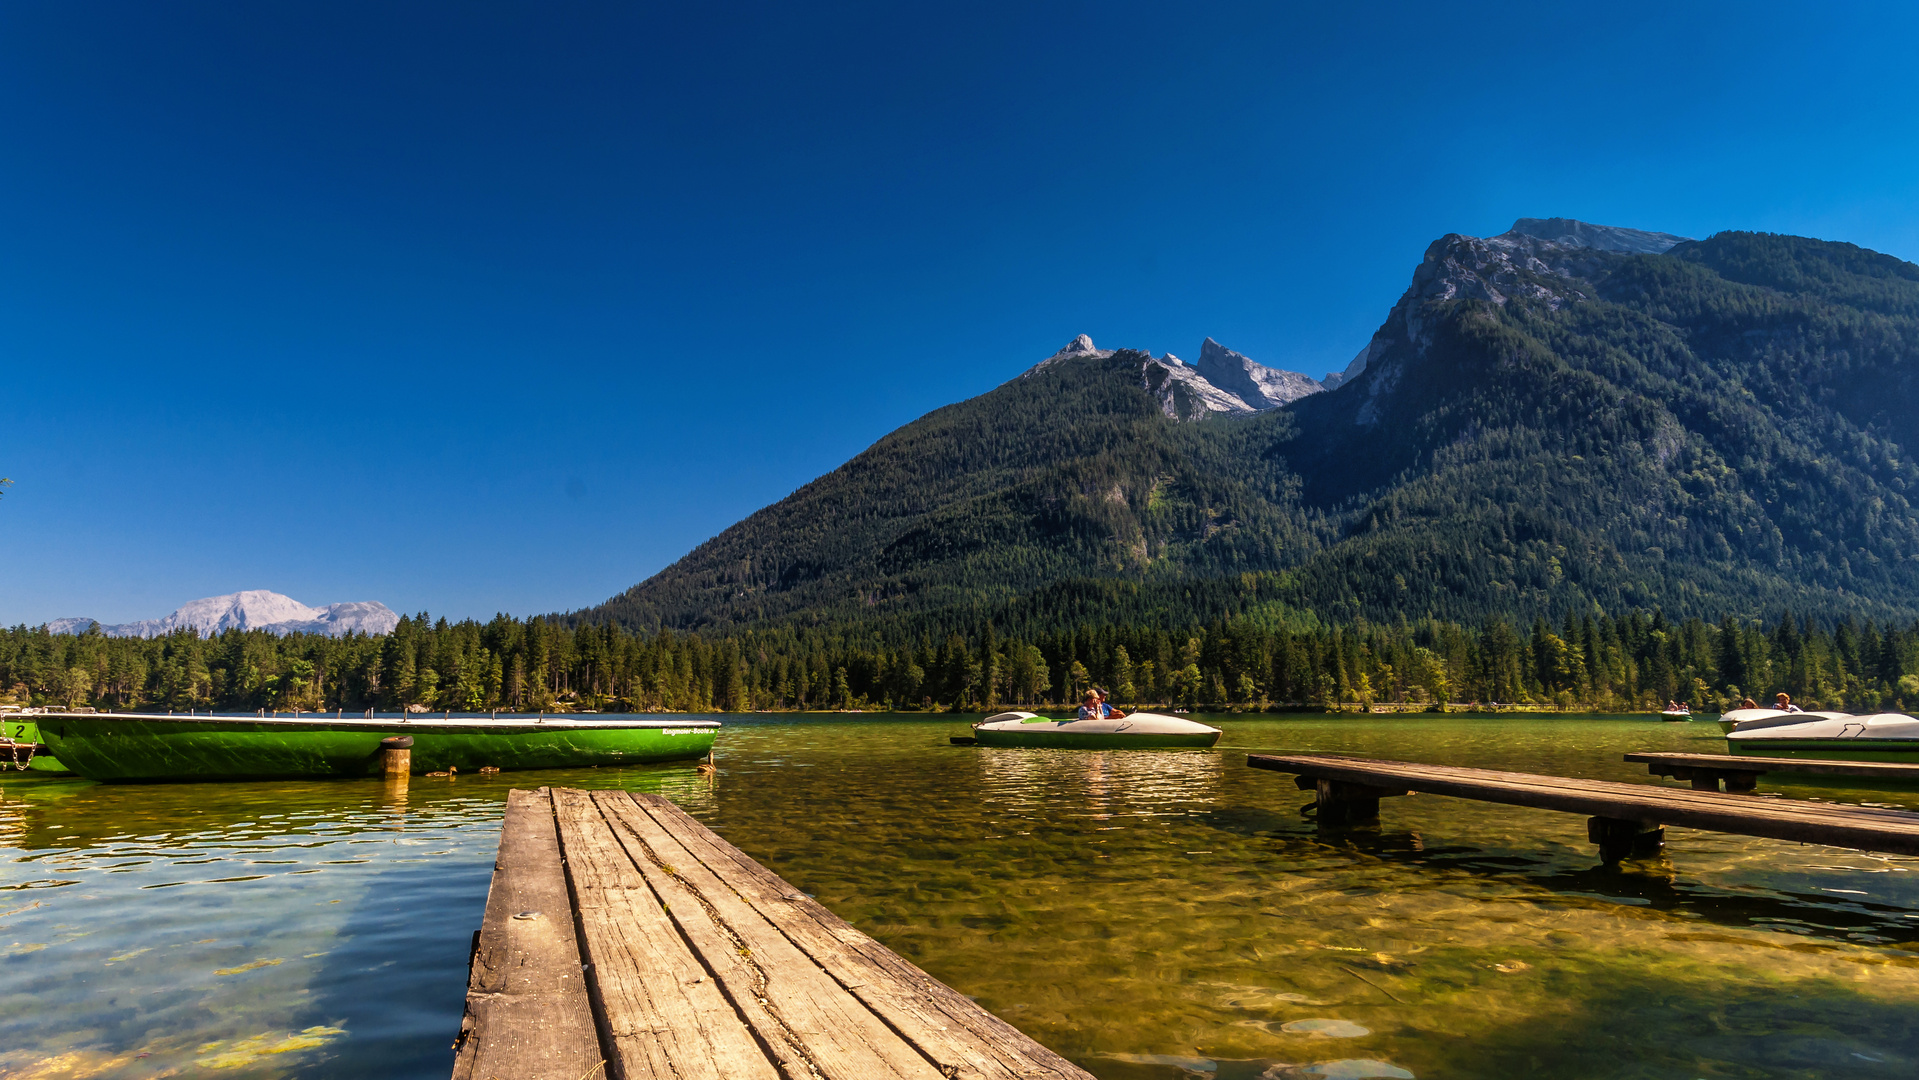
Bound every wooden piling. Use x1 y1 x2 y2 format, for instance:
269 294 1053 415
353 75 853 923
380 735 412 777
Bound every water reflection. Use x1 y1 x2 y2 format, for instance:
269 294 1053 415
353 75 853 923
0 760 710 1078
3 716 1919 1079
977 747 1224 818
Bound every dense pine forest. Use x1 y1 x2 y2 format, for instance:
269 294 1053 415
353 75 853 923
6 604 1918 715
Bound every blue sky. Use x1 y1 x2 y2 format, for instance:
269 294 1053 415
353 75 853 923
4 1 1917 625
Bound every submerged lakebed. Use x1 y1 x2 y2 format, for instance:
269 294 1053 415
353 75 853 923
3 714 1919 1078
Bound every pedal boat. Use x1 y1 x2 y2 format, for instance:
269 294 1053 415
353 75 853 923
34 711 718 782
1717 707 1848 735
1724 710 1919 760
969 711 1222 749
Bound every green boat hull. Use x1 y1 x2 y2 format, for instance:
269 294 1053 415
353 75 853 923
37 714 716 782
2 717 71 773
972 729 1222 749
1724 740 1919 763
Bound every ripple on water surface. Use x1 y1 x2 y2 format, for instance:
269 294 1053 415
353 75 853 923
2 713 1918 1078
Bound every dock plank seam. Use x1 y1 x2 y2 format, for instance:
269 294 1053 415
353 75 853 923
550 787 786 1080
585 793 824 1079
587 791 947 1080
617 793 1094 1080
459 790 1096 1080
452 787 604 1080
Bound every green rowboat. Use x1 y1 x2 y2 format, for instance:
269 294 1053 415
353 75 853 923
34 712 718 782
970 710 1222 749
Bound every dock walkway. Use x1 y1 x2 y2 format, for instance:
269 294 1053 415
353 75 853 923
1624 751 1919 791
452 787 1093 1080
1249 753 1919 862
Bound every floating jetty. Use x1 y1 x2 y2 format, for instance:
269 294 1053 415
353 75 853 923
1624 751 1919 791
1249 753 1919 863
452 787 1094 1080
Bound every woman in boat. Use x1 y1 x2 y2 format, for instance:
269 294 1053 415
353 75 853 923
1076 690 1127 721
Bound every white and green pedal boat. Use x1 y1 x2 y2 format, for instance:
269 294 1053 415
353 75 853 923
962 710 1222 749
1724 709 1919 761
33 711 719 782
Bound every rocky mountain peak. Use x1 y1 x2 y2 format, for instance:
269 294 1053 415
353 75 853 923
1504 217 1690 255
1332 217 1690 426
1058 333 1100 356
1195 338 1325 409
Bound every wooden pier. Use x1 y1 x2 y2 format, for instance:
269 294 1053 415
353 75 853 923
1624 751 1919 792
1248 753 1919 863
451 787 1094 1080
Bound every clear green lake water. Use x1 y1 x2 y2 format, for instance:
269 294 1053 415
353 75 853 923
3 713 1918 1079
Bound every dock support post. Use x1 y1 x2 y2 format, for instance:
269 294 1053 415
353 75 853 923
1588 816 1664 864
380 735 413 777
1299 775 1410 825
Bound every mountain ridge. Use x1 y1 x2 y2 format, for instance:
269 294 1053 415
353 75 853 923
50 590 400 638
567 219 1919 635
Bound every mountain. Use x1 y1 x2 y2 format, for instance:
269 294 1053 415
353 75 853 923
1195 337 1324 408
570 219 1919 634
1026 333 1323 419
1504 216 1689 254
50 591 400 638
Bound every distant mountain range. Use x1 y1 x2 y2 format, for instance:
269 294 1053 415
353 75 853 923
561 215 1919 634
50 590 399 638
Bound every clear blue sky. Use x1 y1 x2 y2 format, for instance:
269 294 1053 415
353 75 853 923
5 1 1917 626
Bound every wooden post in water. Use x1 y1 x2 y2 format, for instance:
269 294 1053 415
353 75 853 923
381 735 413 777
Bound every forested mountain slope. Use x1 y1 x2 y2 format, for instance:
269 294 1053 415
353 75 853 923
574 224 1919 634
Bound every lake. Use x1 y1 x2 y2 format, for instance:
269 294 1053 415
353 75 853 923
2 713 1916 1078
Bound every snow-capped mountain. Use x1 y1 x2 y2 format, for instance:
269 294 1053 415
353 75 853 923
48 590 399 638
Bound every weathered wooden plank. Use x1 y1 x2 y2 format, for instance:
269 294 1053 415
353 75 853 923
589 791 948 1080
1626 751 1919 781
549 788 782 1080
615 792 1097 1080
452 788 603 1080
1249 754 1919 855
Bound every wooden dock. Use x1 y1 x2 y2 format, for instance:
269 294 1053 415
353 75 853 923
451 787 1094 1080
1625 751 1919 792
1248 753 1919 863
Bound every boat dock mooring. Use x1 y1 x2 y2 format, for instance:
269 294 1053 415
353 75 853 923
452 787 1094 1080
1623 751 1919 791
1249 753 1919 863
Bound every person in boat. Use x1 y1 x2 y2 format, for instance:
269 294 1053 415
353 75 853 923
1076 690 1127 721
1095 688 1126 720
1741 698 1758 710
1774 692 1803 713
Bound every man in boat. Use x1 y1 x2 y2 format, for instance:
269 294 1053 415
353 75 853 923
1774 692 1803 713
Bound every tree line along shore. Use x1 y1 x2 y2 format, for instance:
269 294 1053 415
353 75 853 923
3 608 1918 716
